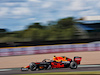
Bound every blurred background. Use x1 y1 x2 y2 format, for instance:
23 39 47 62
0 0 100 47
0 0 100 73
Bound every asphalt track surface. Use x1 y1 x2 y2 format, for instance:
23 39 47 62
0 66 100 75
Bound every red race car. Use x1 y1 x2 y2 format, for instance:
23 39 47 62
21 56 82 71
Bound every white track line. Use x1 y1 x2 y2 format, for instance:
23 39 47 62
0 69 12 71
79 65 100 67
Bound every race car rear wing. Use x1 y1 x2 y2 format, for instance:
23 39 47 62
74 56 82 65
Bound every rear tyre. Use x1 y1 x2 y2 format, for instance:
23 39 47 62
70 61 77 69
29 62 37 71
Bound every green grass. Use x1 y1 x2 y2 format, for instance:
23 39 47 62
15 71 100 75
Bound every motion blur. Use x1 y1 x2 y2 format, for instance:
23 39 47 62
0 0 100 75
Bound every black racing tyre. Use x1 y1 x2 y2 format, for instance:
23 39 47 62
29 62 37 71
47 65 52 69
70 61 77 69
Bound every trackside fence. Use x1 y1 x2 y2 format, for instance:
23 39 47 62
0 43 100 56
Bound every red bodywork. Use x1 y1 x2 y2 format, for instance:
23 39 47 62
23 56 82 69
51 62 64 68
53 56 81 65
74 57 82 64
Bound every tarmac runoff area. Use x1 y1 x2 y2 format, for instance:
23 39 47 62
0 51 100 69
0 65 100 75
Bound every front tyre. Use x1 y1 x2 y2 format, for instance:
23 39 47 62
29 62 37 71
70 61 77 69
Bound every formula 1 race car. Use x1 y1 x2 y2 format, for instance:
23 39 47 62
21 56 82 71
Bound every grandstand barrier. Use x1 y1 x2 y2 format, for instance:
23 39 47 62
0 43 100 56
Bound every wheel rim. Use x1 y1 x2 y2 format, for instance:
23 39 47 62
72 64 76 68
32 65 36 70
